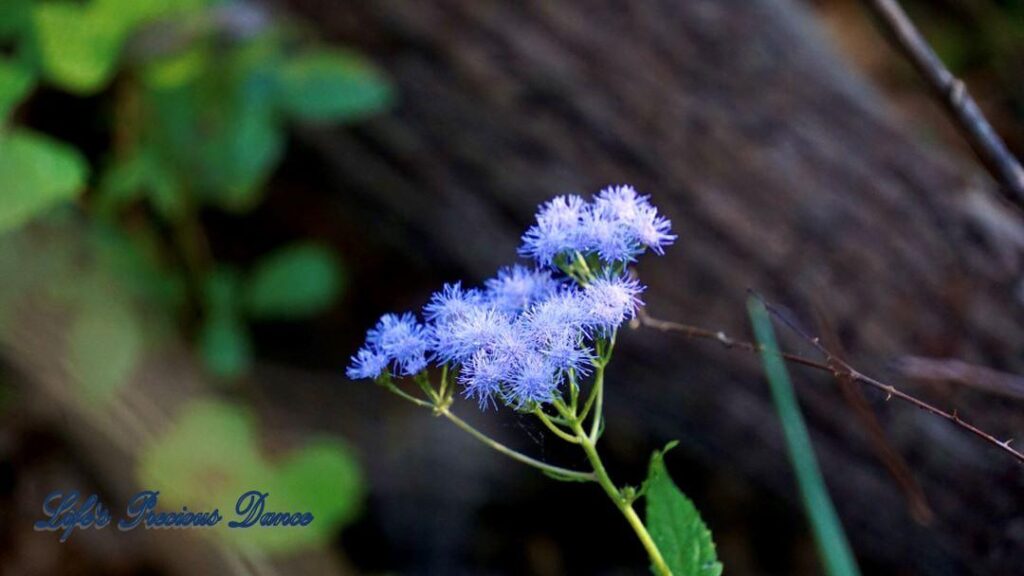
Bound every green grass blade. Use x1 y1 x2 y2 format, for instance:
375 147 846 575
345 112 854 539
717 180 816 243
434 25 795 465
747 297 861 576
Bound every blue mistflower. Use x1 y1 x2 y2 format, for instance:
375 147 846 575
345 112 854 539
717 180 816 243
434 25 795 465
507 352 560 406
593 185 676 256
583 274 645 332
366 312 433 376
424 282 483 324
519 195 589 265
579 206 638 263
459 349 510 407
350 184 672 408
433 305 514 364
485 265 561 314
346 347 389 380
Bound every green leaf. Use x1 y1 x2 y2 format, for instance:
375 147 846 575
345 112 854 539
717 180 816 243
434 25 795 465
243 244 343 319
645 443 722 576
32 2 125 93
137 399 272 512
68 297 143 406
254 439 364 551
137 399 365 553
0 129 87 233
0 59 34 119
275 49 393 123
747 298 861 576
199 311 251 379
199 269 252 378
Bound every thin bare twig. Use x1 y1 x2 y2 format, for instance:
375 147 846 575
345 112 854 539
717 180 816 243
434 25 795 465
634 307 1024 465
861 0 1024 209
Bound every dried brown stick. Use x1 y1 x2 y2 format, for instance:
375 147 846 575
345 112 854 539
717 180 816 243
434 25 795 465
634 307 1024 465
861 0 1024 209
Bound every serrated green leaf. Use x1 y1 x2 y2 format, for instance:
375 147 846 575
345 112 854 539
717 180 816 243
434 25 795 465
0 59 34 119
276 49 393 123
68 297 143 405
645 444 722 576
0 129 87 233
243 243 343 319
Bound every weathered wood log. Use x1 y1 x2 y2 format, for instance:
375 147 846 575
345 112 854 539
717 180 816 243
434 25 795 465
281 0 1024 573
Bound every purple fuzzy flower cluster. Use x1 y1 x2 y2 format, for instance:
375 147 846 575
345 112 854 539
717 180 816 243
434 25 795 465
347 186 672 407
520 185 675 265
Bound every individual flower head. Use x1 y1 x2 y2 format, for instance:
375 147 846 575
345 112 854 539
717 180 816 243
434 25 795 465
459 349 510 408
522 290 593 374
366 312 433 376
424 282 483 324
593 185 676 256
519 195 589 265
346 346 389 380
582 274 645 332
506 351 560 406
432 305 515 364
579 204 638 263
484 265 561 314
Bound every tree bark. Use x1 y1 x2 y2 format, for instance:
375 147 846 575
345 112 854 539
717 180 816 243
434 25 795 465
283 0 1024 573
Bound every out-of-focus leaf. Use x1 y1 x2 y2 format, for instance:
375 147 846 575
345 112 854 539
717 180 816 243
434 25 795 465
252 439 364 551
32 3 124 93
199 311 251 379
33 0 209 93
645 442 723 576
68 297 143 405
0 0 33 42
144 39 283 211
243 243 343 319
0 60 34 119
748 299 861 576
138 399 365 553
97 149 183 220
142 44 209 89
276 49 393 123
91 222 186 311
0 129 87 233
137 399 271 511
199 269 252 378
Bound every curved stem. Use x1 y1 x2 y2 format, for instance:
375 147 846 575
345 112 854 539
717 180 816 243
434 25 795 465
588 367 605 442
571 421 671 576
439 407 596 482
534 406 581 444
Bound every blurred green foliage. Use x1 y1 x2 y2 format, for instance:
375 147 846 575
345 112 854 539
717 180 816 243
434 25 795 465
138 399 364 552
0 1 384 551
0 0 392 379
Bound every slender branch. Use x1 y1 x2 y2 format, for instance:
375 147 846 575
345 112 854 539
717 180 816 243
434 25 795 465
437 407 596 482
635 308 1024 465
570 420 672 576
861 0 1024 209
533 406 581 444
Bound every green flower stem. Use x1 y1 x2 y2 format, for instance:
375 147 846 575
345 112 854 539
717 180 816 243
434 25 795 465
587 367 604 442
571 420 672 576
438 407 596 482
533 406 581 444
